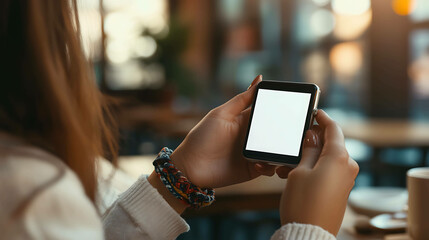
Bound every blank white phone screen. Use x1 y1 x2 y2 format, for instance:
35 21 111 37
246 89 311 156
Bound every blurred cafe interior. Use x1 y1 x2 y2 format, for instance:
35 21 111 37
78 0 429 239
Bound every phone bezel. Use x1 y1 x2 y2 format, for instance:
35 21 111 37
242 80 320 166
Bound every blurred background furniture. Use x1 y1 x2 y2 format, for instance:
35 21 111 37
340 120 429 185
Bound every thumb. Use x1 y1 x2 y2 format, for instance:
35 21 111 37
220 75 262 115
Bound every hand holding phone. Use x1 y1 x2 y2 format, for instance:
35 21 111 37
278 110 359 235
169 75 279 189
243 80 320 166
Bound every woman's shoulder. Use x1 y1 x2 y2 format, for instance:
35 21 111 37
0 135 103 239
0 139 69 193
0 135 86 217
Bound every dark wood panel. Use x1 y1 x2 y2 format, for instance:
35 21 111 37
369 2 412 118
184 193 281 217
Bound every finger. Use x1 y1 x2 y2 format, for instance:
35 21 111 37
315 110 349 165
239 107 252 126
297 130 322 169
237 108 253 144
220 75 262 115
315 110 345 148
276 166 293 179
310 125 324 144
254 162 276 176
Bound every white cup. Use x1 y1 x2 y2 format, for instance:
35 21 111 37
407 167 429 240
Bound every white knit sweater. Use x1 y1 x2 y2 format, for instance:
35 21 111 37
0 134 335 240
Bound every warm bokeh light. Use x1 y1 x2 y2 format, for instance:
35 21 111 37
104 0 168 90
134 36 157 58
301 51 330 90
332 0 371 16
104 12 140 39
104 0 168 65
107 61 145 89
77 0 102 60
409 52 429 97
106 62 165 90
133 0 168 35
334 10 372 40
329 42 363 79
310 9 336 38
106 39 131 64
392 0 416 16
312 0 330 7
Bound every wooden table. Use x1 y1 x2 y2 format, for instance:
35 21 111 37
339 119 429 185
117 155 406 240
340 119 429 148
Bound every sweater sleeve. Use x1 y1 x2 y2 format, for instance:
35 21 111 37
271 223 336 240
102 176 190 240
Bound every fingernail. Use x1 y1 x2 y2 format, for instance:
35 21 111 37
247 75 262 90
255 163 264 168
303 130 318 148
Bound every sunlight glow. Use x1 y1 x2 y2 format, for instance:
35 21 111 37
330 42 363 78
332 0 371 16
134 36 157 58
334 10 372 40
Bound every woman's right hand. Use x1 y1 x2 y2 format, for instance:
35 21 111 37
277 110 359 236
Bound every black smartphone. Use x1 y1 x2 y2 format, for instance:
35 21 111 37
243 80 320 166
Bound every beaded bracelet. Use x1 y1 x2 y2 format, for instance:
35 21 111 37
153 147 215 209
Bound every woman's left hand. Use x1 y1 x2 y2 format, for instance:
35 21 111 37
170 75 286 188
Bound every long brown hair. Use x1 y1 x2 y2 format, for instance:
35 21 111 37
0 0 117 202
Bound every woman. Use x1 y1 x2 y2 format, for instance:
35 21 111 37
0 0 359 239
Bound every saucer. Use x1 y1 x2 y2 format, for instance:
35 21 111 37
349 187 408 217
370 212 407 232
